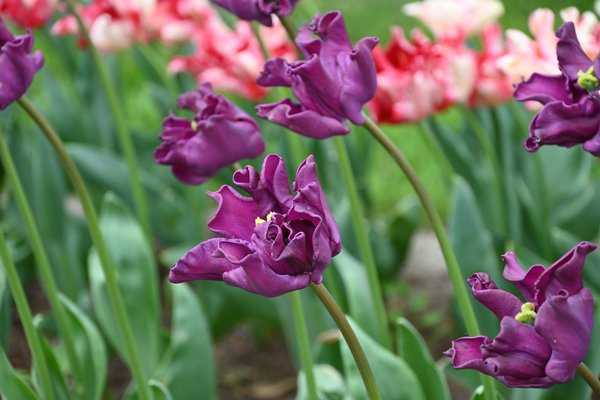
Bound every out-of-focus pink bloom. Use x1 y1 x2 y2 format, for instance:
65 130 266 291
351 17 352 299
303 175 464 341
168 18 295 100
498 8 600 85
368 27 475 123
469 24 514 107
0 0 58 28
403 0 503 38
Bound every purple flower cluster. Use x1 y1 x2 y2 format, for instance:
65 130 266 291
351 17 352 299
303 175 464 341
257 11 379 139
155 83 265 185
515 22 600 156
169 154 341 297
210 0 298 26
0 18 44 109
445 242 596 388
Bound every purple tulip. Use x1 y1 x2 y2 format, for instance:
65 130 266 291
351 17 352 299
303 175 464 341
210 0 298 26
514 22 600 156
256 11 379 139
0 18 44 110
445 242 597 388
155 83 265 185
169 154 342 297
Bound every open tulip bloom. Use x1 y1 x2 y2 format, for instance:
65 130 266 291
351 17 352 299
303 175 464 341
0 18 44 109
514 22 600 156
210 0 298 27
445 242 597 388
169 154 341 297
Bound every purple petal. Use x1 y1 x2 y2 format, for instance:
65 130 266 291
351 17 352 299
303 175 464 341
535 241 597 304
467 273 522 320
482 317 553 387
525 98 600 153
210 0 272 26
257 58 293 88
535 289 594 383
556 22 593 82
309 12 352 65
256 99 350 138
220 241 311 297
207 185 259 241
502 252 546 303
514 73 572 105
444 336 495 375
169 238 240 283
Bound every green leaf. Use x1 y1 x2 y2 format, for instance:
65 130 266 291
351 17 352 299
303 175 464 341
0 346 37 400
88 194 160 376
296 364 351 400
396 318 450 400
332 251 380 342
470 385 505 400
33 324 72 400
340 317 424 400
154 283 216 400
148 380 174 400
58 294 107 400
448 177 499 337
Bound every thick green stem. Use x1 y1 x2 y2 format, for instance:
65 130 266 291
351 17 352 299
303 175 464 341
17 97 152 400
361 114 497 400
64 0 151 238
0 132 83 392
0 226 54 400
290 292 318 400
577 362 600 398
333 136 390 348
310 282 381 400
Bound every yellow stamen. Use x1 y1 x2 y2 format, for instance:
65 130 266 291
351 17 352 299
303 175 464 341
266 211 275 222
255 217 266 226
515 302 536 323
191 120 198 131
577 66 599 92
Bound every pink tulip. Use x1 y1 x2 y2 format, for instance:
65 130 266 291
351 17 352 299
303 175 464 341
0 0 58 28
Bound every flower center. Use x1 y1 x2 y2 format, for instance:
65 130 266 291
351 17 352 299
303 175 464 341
515 302 536 324
577 66 599 92
190 120 198 131
255 211 276 226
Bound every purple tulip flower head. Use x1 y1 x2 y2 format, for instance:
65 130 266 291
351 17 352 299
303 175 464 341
155 83 265 185
514 22 600 156
256 11 379 139
0 18 44 110
445 242 597 388
169 154 342 297
210 0 298 26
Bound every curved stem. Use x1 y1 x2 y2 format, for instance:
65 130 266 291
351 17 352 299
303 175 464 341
333 136 390 348
0 133 83 390
63 0 151 238
361 114 497 400
278 16 301 55
290 292 318 400
577 362 600 397
17 97 152 400
310 283 381 400
0 225 54 400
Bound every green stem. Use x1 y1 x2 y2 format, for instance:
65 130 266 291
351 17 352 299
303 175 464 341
310 282 381 400
0 225 54 400
17 97 153 400
577 362 600 398
333 136 390 348
64 0 151 238
278 16 301 54
361 114 497 400
0 133 83 392
461 107 506 234
290 292 318 400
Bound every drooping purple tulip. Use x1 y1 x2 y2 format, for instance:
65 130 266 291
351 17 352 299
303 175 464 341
445 242 597 388
210 0 298 26
514 22 600 156
169 154 341 297
0 18 44 109
155 83 265 185
256 11 379 139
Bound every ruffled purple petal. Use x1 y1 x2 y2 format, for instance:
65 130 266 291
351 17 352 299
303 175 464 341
467 273 522 320
257 58 293 87
513 73 572 105
535 241 597 304
502 252 546 303
444 336 494 375
308 12 352 67
535 289 594 383
210 0 272 26
169 238 240 283
256 99 350 138
207 185 259 241
556 22 593 82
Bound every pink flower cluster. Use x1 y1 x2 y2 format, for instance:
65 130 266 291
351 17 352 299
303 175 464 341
0 0 57 28
369 0 600 124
